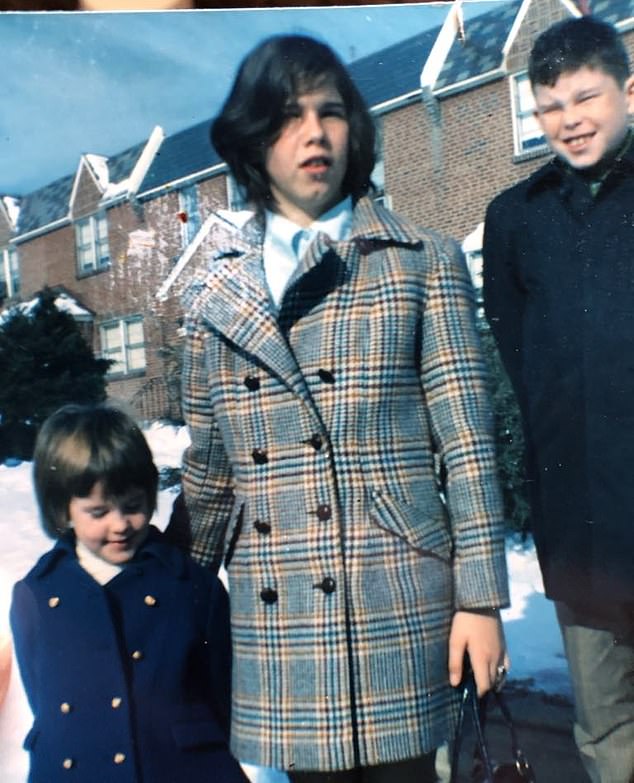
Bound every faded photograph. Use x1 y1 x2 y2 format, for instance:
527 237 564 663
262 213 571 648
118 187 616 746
1 2 632 782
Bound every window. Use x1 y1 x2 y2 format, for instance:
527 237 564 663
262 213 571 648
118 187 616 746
511 72 547 155
100 316 146 376
75 212 110 273
178 185 202 247
1 246 20 298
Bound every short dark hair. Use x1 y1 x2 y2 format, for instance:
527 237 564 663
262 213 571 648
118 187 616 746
211 34 376 211
529 16 631 88
33 404 158 538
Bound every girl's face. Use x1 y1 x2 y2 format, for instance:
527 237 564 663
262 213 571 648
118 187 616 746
265 83 349 227
68 481 150 565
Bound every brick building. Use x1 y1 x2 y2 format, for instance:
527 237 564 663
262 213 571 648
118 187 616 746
1 0 632 421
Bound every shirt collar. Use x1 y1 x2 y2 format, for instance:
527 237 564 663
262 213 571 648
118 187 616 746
264 196 353 259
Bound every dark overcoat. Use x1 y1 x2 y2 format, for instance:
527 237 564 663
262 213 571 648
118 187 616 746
483 144 634 619
9 526 247 783
181 197 509 771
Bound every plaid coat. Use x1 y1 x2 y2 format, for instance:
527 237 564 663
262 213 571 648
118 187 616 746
180 197 509 772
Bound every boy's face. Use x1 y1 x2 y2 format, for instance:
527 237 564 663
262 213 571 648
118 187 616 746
265 83 349 227
69 481 150 565
533 67 634 169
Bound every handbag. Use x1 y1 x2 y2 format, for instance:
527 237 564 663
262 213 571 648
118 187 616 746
449 671 536 783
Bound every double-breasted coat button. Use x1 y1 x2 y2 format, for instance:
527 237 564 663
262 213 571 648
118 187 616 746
131 650 143 661
260 588 278 604
113 753 126 764
60 702 71 714
62 758 74 770
309 434 323 451
48 596 60 608
244 375 261 391
317 577 336 594
144 594 157 606
111 697 123 709
252 448 268 465
254 520 271 535
316 504 332 521
318 369 335 384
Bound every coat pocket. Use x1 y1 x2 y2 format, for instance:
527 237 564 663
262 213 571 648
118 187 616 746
369 488 452 561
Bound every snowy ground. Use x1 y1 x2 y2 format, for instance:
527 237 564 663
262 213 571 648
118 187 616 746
0 423 570 783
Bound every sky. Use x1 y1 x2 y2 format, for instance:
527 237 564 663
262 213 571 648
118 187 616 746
0 1 504 196
0 422 571 783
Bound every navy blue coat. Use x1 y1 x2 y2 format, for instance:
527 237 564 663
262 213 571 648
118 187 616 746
10 526 248 783
483 140 634 621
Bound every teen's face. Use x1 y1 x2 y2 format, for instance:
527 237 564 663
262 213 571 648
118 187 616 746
265 84 349 227
533 67 634 169
69 482 150 565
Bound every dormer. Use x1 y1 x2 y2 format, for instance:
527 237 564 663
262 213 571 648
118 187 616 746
0 197 20 246
69 153 108 221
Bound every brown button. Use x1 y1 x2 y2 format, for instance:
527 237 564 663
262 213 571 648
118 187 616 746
131 650 143 661
317 577 336 594
252 448 268 465
60 702 71 714
113 753 126 764
62 758 74 770
144 595 157 606
309 434 323 451
244 375 260 391
316 504 332 521
111 697 122 709
260 588 278 604
254 520 271 535
48 596 60 608
318 369 335 384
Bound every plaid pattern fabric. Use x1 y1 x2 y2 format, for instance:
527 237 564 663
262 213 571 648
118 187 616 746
180 197 509 771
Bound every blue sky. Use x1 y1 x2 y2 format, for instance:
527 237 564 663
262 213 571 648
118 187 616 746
0 2 502 196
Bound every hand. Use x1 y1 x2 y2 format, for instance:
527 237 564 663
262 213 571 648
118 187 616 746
448 610 510 696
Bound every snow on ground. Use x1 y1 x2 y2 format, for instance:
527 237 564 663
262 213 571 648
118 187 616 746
0 424 570 783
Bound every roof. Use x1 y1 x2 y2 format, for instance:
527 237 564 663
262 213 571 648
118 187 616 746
138 119 221 195
435 0 522 91
348 25 440 108
592 0 634 27
16 174 74 237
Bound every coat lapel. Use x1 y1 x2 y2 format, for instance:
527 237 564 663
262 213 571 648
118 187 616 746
191 215 308 393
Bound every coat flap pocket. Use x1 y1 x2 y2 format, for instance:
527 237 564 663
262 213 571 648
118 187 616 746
369 489 452 560
171 718 228 749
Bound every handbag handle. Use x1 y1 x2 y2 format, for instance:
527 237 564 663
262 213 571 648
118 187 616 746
449 670 534 783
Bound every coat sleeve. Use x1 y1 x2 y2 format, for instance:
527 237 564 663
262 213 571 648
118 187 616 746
482 194 527 414
9 579 40 716
180 314 235 570
419 234 509 610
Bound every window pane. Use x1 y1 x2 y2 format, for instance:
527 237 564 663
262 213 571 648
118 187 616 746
513 72 545 153
127 345 146 370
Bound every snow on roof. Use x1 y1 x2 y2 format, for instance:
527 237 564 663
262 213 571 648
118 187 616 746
0 292 93 325
1 197 20 229
84 154 109 190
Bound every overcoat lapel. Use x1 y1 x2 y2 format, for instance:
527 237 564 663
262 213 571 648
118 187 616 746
192 217 315 399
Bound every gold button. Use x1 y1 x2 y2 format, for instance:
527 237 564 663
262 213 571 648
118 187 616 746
62 758 74 769
48 596 60 608
113 752 126 764
131 650 143 661
144 595 157 606
60 702 71 714
111 697 122 709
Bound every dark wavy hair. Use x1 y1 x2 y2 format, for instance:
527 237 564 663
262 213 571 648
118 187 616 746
529 16 631 88
211 34 376 211
33 404 158 538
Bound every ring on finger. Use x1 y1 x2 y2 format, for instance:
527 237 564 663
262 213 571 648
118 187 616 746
493 663 507 691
